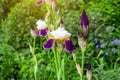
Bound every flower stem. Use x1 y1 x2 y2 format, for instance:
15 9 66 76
32 38 38 80
52 45 59 80
81 50 85 80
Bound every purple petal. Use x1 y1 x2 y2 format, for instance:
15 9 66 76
37 28 48 37
65 39 76 53
43 38 54 50
36 0 44 6
81 10 89 28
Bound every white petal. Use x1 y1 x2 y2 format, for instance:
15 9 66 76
36 20 47 29
50 27 71 39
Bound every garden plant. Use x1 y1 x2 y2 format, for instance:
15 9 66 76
0 0 120 80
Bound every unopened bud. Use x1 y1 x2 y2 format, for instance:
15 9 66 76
29 43 33 53
76 64 82 77
80 10 89 39
86 62 92 80
50 24 54 31
56 16 61 25
45 7 51 22
72 52 76 61
52 0 56 10
30 27 37 38
57 8 60 14
60 19 64 28
78 31 87 51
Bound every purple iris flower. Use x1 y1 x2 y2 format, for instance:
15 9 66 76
36 20 48 37
80 10 89 38
43 27 76 53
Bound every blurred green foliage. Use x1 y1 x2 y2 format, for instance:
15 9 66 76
0 0 120 80
1 0 46 50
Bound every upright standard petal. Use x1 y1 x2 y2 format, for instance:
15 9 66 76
43 38 54 50
65 39 76 53
37 28 48 37
36 0 44 6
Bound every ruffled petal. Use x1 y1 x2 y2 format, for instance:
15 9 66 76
65 39 76 53
43 38 54 50
37 28 48 37
36 0 44 6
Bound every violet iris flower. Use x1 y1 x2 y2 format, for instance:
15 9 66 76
43 27 76 53
36 20 48 37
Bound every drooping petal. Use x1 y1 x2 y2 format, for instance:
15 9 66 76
36 0 44 6
43 38 54 50
37 28 48 37
65 39 76 53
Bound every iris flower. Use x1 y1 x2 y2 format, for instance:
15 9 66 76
43 27 76 53
36 20 48 37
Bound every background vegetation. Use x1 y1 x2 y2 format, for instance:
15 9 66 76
0 0 120 80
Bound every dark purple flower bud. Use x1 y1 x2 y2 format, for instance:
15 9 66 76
80 10 89 38
65 39 76 53
36 0 44 6
87 62 91 70
37 28 48 37
43 38 54 50
86 62 92 80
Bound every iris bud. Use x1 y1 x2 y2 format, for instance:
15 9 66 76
81 10 89 39
86 62 92 80
78 31 87 51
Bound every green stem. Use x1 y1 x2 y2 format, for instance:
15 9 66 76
57 51 61 80
32 38 38 80
52 45 59 80
61 57 65 80
72 53 81 78
81 50 85 80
